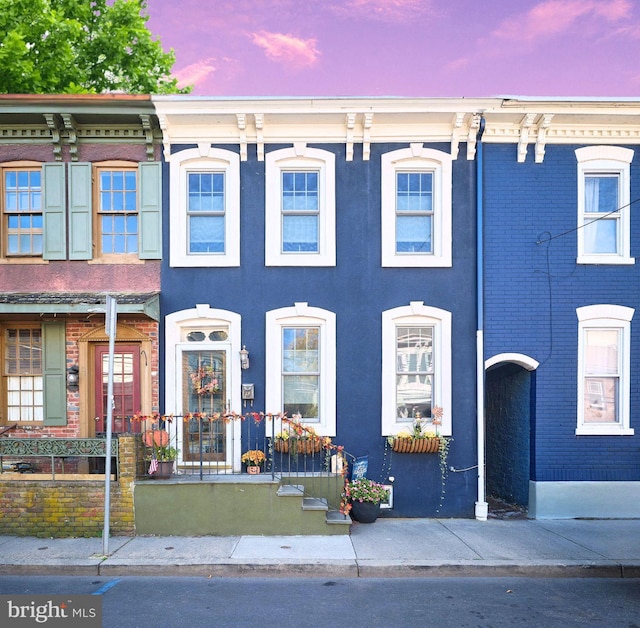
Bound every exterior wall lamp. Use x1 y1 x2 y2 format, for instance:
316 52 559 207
67 365 79 391
240 345 250 369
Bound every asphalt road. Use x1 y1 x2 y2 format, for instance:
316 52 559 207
1 575 639 627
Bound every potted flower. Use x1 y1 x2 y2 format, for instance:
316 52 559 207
241 449 266 474
342 477 390 523
144 429 178 479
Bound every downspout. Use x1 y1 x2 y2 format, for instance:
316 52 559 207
475 115 488 521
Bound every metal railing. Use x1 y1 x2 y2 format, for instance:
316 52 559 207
136 413 354 512
0 438 119 480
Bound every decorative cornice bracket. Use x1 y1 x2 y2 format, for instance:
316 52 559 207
518 113 537 163
535 114 554 163
254 113 264 161
467 114 480 160
158 114 171 161
345 113 356 161
43 113 62 161
236 114 247 161
451 112 465 159
60 114 78 161
139 114 155 161
362 113 373 161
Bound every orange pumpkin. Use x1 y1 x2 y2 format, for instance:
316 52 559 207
143 430 169 447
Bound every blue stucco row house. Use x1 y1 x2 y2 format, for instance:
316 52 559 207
152 98 484 518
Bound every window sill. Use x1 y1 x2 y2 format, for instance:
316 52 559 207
575 426 634 436
577 255 635 265
0 258 49 265
88 257 145 265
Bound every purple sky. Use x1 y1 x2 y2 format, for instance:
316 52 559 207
145 0 640 97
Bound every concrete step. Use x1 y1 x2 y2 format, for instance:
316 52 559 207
326 510 352 526
277 484 305 497
302 497 328 511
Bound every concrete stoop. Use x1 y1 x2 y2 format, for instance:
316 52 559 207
134 476 351 536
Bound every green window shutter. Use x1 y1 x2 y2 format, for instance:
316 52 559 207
42 163 66 260
138 161 162 259
68 162 93 260
42 321 67 426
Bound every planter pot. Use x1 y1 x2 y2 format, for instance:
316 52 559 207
150 461 174 479
246 465 261 475
350 500 381 523
274 438 322 454
391 437 440 454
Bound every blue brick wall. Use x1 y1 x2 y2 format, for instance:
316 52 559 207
484 143 640 482
161 141 479 517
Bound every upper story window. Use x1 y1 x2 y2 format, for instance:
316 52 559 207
382 302 451 436
576 305 634 436
96 165 138 257
265 303 336 436
169 146 240 267
265 145 335 267
1 163 43 259
188 172 225 253
381 146 452 268
282 171 319 252
576 146 634 265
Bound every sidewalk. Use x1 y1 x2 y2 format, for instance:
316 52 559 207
1 518 640 578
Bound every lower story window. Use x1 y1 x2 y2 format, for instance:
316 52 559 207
282 327 319 421
4 327 43 422
577 304 634 435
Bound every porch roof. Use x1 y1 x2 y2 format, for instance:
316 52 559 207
0 292 159 321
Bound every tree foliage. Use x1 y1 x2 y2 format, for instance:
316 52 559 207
0 0 190 94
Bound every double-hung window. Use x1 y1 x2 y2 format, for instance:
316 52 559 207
576 146 634 265
265 145 335 266
3 326 43 422
381 146 452 267
576 305 634 435
188 171 225 253
96 166 138 257
2 164 42 258
265 303 336 435
382 302 451 436
170 146 240 267
282 171 319 252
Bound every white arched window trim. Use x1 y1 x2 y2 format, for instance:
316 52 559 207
576 304 634 436
265 303 336 436
169 144 240 267
381 145 452 268
382 301 452 436
265 145 336 267
575 146 634 266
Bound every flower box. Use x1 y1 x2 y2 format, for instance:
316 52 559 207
391 437 441 454
274 437 322 454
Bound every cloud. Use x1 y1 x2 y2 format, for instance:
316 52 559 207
251 31 320 69
331 0 436 23
492 0 633 44
174 58 217 89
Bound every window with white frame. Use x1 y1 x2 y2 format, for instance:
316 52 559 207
265 303 336 435
577 304 634 435
382 302 451 436
381 146 452 268
576 146 634 265
169 146 240 267
265 145 335 266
